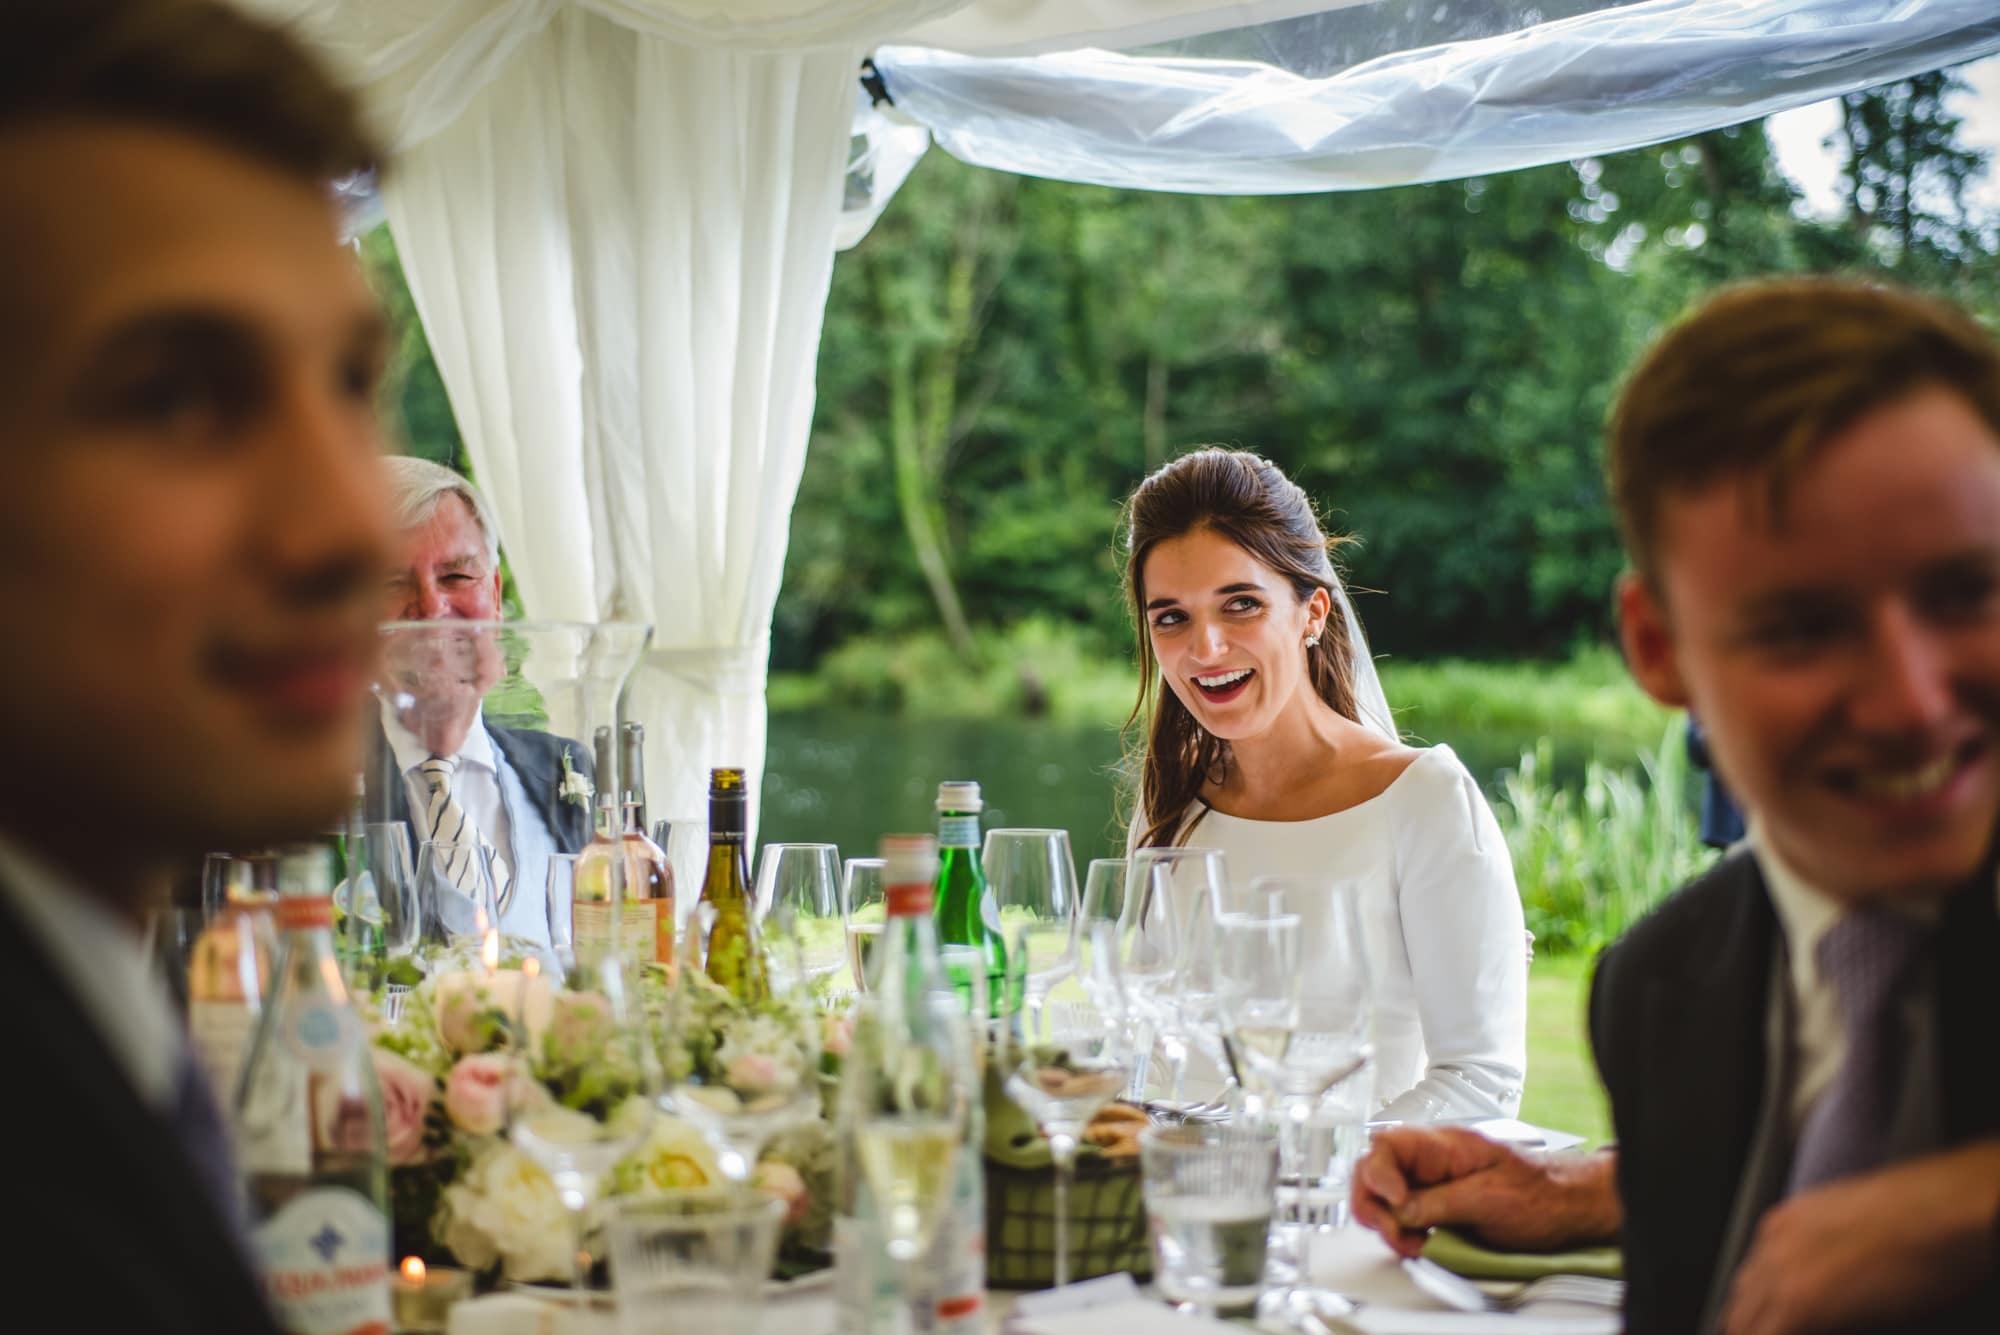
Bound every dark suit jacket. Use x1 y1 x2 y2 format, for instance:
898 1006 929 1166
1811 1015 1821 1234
364 721 595 861
0 888 280 1334
1590 849 2000 1334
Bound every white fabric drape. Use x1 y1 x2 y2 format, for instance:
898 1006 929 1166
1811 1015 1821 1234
877 0 2000 193
265 0 877 852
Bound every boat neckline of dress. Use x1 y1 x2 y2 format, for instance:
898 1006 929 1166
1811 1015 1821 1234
1194 742 1455 827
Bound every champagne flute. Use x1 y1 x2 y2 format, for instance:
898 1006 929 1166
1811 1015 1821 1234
982 829 1079 1028
841 857 887 990
1004 942 1134 1289
506 887 657 1309
753 843 843 987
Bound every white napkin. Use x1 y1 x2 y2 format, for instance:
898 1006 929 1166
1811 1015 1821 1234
1349 1312 1618 1335
1010 1300 1241 1335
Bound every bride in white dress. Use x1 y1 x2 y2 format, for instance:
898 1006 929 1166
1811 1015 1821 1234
1121 448 1527 1122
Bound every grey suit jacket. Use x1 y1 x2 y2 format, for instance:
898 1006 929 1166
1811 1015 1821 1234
1591 848 2000 1335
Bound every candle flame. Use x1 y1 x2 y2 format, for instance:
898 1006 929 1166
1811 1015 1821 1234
523 956 541 979
481 929 499 972
401 1256 426 1283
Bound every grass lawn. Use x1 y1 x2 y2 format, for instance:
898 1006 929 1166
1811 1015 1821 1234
1518 952 1613 1147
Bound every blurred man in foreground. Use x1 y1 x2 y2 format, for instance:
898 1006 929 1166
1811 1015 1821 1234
0 1 392 1328
1354 279 2000 1334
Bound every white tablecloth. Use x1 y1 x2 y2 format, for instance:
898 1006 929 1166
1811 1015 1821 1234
451 1227 1617 1334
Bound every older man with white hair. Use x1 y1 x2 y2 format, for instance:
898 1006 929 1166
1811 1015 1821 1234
369 457 593 948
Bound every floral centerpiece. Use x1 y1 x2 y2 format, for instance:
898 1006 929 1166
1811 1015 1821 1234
367 952 836 1285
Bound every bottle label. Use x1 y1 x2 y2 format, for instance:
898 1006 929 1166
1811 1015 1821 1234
885 883 936 917
573 900 667 970
188 999 255 1112
254 1187 391 1335
283 1002 363 1075
937 816 980 849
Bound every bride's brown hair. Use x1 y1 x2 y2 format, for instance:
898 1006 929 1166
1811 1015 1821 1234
1120 448 1364 850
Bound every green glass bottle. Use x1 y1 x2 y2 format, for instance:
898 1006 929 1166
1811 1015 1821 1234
698 766 769 1001
932 781 1009 1017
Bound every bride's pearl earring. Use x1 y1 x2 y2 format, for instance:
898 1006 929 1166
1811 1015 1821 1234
1305 630 1321 649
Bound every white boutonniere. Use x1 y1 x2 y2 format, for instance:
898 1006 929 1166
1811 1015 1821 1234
559 748 593 809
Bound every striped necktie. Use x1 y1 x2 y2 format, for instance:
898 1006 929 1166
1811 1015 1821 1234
416 755 512 919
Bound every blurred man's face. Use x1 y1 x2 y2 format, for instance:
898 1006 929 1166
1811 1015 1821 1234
1621 388 2000 906
384 493 502 622
0 120 393 865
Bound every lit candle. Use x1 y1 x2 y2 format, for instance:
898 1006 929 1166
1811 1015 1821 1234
392 1256 471 1333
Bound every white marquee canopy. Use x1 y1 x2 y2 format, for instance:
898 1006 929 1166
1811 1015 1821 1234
249 0 2000 843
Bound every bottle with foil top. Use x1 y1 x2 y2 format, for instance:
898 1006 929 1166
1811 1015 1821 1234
575 724 673 968
933 781 1010 1017
236 846 391 1335
697 766 769 1001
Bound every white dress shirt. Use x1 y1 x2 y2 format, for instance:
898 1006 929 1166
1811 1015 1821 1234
381 701 561 948
1161 745 1530 1122
0 835 183 1110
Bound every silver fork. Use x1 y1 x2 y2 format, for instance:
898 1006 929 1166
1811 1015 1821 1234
1403 1256 1624 1313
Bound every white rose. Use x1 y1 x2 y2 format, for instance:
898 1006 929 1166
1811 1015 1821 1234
449 1143 575 1283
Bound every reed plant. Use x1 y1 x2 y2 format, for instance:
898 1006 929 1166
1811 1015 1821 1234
1498 722 1719 957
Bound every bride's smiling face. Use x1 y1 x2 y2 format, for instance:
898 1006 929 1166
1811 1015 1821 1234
1143 526 1329 742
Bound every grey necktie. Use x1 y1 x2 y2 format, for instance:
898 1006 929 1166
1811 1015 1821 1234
1787 908 1931 1193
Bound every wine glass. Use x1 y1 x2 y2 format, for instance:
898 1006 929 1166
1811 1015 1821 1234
544 852 578 973
1077 858 1128 1017
356 824 421 961
416 838 503 965
653 816 706 942
1120 847 1227 1108
1005 964 1134 1288
505 906 657 1310
1214 878 1373 1246
982 829 1079 1029
840 857 887 990
753 843 843 987
659 904 824 1182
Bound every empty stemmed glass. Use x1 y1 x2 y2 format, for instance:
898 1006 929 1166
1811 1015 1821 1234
1004 930 1135 1289
983 829 1079 1029
753 843 843 989
1118 846 1227 1107
1215 877 1373 1250
503 884 657 1309
659 904 824 1182
840 857 887 990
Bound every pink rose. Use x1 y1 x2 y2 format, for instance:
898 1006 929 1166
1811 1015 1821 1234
819 1013 853 1059
542 991 611 1062
373 1050 436 1165
444 1054 511 1136
752 1160 809 1227
726 1052 781 1096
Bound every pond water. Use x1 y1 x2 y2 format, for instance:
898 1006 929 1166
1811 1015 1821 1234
758 710 1625 865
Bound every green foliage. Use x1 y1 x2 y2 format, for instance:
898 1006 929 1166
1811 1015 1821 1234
1499 724 1718 957
1381 646 1673 756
